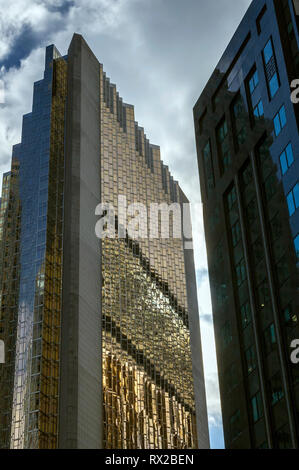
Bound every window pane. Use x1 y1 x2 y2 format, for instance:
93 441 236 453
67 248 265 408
274 114 281 136
285 144 294 167
252 397 258 422
269 373 284 405
279 106 287 128
264 323 277 354
249 70 259 94
287 192 295 216
258 100 264 116
269 73 279 98
241 302 251 329
230 410 241 440
280 151 288 175
294 235 299 262
251 392 263 423
263 39 273 64
246 346 256 374
293 183 299 209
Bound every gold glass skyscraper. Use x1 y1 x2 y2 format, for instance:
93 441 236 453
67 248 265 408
0 34 209 449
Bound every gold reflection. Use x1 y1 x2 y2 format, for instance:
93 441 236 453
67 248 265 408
100 66 197 449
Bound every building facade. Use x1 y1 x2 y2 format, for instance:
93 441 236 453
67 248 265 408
0 34 209 449
194 0 299 449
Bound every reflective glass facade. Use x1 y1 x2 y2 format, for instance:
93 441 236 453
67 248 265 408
99 66 199 447
194 0 299 449
0 35 209 449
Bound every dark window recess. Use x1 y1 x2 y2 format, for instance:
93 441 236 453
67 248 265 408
256 4 267 35
227 186 237 211
245 345 257 374
203 140 215 195
263 323 277 355
216 117 232 173
231 220 241 247
198 108 207 134
225 362 238 393
294 234 299 262
221 321 233 348
268 372 284 405
161 163 168 193
241 301 252 329
229 410 241 441
274 424 292 449
251 391 263 423
235 258 247 286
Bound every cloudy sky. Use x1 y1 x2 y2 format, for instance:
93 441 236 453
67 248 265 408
0 0 253 448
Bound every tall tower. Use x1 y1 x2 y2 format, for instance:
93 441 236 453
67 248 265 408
194 0 299 449
0 34 209 449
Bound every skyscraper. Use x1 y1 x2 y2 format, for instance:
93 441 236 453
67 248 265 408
194 0 299 449
0 34 209 450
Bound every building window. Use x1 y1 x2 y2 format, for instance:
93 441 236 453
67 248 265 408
264 173 278 201
231 220 241 247
269 72 280 98
232 93 244 118
225 362 238 393
246 198 258 223
284 304 298 326
276 256 290 286
245 345 256 374
249 69 259 94
263 323 277 354
227 186 237 211
294 234 299 262
274 105 287 136
221 321 233 348
258 279 270 309
269 372 284 405
253 100 264 119
263 37 280 99
198 108 207 134
252 237 264 265
235 258 246 286
274 424 292 449
263 38 274 64
280 143 294 175
251 391 263 423
229 410 241 441
231 93 247 151
242 163 253 186
256 4 267 35
203 140 215 194
237 127 246 147
241 301 252 329
286 182 299 216
216 117 231 172
270 212 282 241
